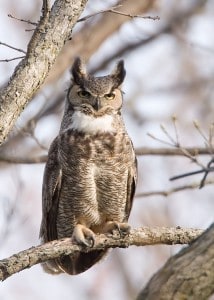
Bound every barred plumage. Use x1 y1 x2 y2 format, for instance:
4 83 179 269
40 57 137 275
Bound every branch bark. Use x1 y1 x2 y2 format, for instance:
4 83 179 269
0 0 87 145
137 223 214 300
0 226 203 281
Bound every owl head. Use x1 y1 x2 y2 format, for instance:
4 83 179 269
67 57 126 117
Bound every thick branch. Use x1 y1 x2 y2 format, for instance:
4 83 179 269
137 223 214 300
0 0 87 145
0 226 202 281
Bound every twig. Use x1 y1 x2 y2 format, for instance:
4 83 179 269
77 5 160 23
110 9 160 20
199 158 214 188
171 115 180 146
0 41 26 54
160 123 177 145
77 5 122 22
148 120 208 169
170 169 211 181
193 120 209 144
169 158 214 189
0 56 25 63
136 180 214 198
147 133 174 147
8 14 37 26
0 226 203 281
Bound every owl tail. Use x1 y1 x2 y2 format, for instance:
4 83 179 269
57 250 108 275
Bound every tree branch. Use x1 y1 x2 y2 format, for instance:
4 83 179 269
137 223 214 300
44 0 156 85
0 0 87 145
135 147 211 156
0 147 212 165
136 180 214 197
0 41 26 54
0 226 203 281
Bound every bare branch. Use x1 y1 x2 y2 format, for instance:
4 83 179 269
135 147 211 156
104 9 159 20
0 56 25 63
0 41 26 54
136 180 214 198
170 168 213 181
0 226 203 281
193 120 209 144
0 146 212 165
0 155 47 164
77 5 159 23
8 14 37 26
147 120 213 169
77 5 122 22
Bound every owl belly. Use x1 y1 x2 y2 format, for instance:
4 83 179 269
56 130 132 238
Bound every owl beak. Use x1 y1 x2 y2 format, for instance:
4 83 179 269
93 98 102 111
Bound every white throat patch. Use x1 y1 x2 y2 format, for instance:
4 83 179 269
70 111 114 134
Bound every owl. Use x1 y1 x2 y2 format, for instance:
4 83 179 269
40 57 137 275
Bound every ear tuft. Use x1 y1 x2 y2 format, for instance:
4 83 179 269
111 60 126 87
71 57 87 85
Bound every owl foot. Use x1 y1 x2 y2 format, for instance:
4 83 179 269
104 221 131 238
72 224 95 247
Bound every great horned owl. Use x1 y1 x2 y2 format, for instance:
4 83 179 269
40 57 137 275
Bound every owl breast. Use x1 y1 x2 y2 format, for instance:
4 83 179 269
57 125 134 237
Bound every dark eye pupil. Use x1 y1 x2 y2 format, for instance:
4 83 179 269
78 90 90 97
105 93 114 99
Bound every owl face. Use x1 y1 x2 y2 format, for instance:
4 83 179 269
67 58 126 117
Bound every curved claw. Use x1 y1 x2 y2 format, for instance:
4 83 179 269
72 224 95 247
103 221 131 237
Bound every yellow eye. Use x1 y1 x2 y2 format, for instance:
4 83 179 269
78 90 91 98
105 93 115 100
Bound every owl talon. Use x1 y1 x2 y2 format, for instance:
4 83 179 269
103 221 131 237
72 224 95 248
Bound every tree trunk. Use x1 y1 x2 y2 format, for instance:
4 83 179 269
137 223 214 300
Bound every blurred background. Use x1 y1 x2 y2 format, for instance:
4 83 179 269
0 0 213 299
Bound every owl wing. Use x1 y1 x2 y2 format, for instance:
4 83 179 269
40 137 62 242
125 148 137 221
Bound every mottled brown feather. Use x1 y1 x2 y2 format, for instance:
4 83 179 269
40 58 137 275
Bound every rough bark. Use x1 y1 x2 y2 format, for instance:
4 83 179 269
0 226 202 281
0 0 87 145
137 223 214 300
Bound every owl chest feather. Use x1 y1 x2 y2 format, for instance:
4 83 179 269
57 122 133 232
